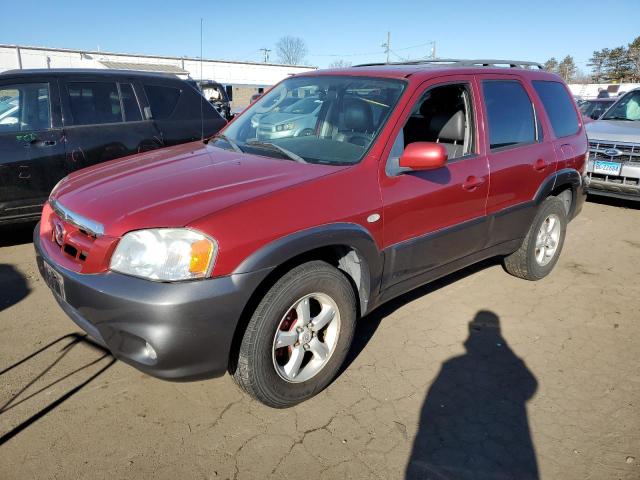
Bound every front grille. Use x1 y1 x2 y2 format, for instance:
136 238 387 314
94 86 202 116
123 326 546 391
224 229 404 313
588 173 639 186
589 140 640 163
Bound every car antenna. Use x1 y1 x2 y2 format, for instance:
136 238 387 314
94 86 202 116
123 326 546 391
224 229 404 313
200 17 204 143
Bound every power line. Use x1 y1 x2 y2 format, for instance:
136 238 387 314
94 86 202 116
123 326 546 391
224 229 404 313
259 48 271 63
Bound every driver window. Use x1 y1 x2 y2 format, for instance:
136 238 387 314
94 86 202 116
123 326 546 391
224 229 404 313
386 83 474 176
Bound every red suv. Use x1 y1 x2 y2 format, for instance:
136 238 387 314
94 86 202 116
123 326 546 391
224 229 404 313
35 60 587 407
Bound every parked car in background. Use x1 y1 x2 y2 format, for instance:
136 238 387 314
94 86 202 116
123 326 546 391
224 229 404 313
579 98 615 122
0 69 226 225
198 80 232 120
36 60 586 407
254 95 324 139
585 88 640 201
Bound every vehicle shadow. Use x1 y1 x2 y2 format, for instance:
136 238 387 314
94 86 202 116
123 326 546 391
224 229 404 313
0 264 30 312
343 258 501 373
0 333 116 446
406 311 539 480
587 194 640 210
0 221 37 247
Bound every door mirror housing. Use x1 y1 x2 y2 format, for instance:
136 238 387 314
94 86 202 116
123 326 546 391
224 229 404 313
399 142 448 171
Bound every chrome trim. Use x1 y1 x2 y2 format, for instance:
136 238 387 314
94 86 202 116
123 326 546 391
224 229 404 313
50 198 104 237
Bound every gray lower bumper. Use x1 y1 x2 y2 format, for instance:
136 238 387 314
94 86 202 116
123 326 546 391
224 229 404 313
586 160 640 200
34 226 269 380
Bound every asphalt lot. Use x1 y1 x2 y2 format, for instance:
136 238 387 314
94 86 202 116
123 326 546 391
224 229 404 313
1 197 639 480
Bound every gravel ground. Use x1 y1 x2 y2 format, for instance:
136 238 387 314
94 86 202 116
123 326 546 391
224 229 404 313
0 197 639 480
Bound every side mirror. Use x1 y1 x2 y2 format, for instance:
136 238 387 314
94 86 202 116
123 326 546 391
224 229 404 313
399 142 448 171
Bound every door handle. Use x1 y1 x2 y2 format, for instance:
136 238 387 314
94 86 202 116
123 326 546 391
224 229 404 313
533 159 547 172
30 139 57 147
462 176 485 191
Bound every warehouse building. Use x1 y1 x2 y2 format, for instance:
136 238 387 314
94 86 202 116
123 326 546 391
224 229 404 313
0 44 316 109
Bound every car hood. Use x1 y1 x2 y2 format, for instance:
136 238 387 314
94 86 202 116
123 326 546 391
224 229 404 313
586 120 640 144
52 141 345 236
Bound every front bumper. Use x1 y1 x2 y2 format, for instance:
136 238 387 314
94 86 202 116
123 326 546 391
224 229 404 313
585 160 640 201
34 225 269 380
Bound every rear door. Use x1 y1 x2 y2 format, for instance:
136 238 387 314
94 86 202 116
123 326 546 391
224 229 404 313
60 75 162 171
0 77 66 221
478 75 557 246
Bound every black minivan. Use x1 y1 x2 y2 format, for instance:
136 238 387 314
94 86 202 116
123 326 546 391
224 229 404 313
0 69 226 225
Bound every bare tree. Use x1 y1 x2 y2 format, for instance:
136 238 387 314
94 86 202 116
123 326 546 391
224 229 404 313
328 59 352 68
276 36 308 65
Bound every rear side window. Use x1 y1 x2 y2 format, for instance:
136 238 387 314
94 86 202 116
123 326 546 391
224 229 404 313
482 80 536 150
144 85 181 120
120 83 142 122
532 81 579 138
68 82 122 125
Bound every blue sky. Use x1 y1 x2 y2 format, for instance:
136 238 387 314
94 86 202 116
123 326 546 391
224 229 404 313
2 0 638 69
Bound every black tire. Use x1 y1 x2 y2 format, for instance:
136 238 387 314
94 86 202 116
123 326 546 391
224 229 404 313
503 196 567 281
233 261 356 408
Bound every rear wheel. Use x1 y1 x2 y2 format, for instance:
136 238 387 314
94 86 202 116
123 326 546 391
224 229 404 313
233 261 356 408
503 196 567 281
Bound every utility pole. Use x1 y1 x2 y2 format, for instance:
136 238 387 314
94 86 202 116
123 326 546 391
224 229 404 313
431 41 437 59
259 48 271 63
381 32 390 64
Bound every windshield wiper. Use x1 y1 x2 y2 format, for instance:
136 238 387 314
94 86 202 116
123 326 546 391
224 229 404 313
245 140 307 163
205 133 244 152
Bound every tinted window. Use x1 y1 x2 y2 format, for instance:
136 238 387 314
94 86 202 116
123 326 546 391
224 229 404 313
144 85 181 119
68 82 122 125
0 83 50 133
533 81 579 137
120 83 142 122
483 81 535 150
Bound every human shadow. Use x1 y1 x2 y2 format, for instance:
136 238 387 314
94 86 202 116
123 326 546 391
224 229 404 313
406 311 538 480
0 264 30 312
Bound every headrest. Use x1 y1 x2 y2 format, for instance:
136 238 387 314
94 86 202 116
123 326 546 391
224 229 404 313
344 98 373 132
429 110 465 142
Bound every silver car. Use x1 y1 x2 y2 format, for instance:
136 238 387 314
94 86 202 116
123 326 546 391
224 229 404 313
255 96 323 140
585 88 640 201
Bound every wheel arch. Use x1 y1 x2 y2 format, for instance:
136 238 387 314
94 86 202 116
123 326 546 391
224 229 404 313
535 168 582 217
227 223 383 373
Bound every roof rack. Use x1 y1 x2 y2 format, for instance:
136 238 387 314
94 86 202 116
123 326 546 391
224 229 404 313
354 59 544 70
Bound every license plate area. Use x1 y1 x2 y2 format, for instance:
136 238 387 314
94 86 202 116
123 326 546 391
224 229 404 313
43 260 65 300
593 160 622 176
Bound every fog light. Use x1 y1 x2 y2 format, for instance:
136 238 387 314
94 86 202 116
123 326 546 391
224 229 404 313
143 342 157 361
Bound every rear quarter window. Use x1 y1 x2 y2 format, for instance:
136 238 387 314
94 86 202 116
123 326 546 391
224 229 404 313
144 84 181 120
532 80 579 138
482 80 536 150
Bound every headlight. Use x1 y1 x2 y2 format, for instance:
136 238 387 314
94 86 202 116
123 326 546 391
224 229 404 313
110 228 217 281
275 122 294 132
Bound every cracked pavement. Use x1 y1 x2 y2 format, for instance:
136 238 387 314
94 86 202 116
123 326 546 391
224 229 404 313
1 197 639 479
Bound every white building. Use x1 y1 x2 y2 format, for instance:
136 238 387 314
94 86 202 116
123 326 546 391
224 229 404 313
0 44 316 108
568 82 640 100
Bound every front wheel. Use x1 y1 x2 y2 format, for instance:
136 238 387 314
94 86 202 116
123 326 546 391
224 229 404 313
233 261 356 408
503 196 567 281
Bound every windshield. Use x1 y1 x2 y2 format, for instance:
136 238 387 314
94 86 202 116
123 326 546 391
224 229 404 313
601 91 640 121
212 76 406 165
579 99 614 120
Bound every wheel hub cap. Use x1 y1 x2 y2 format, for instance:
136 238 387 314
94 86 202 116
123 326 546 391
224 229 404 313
535 214 561 266
272 293 341 383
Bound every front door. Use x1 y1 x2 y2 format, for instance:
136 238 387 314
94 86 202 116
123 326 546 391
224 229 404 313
0 79 66 221
379 76 489 292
